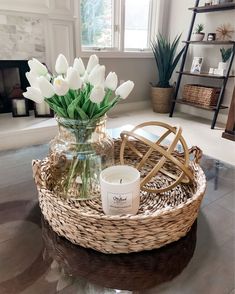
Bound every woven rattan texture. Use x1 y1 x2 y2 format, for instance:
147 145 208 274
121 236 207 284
33 140 206 254
182 84 220 106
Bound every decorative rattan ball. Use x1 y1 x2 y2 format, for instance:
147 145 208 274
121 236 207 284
120 121 194 194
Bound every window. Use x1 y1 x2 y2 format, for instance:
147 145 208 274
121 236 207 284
79 0 158 56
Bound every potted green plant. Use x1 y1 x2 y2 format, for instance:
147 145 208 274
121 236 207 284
150 34 185 113
219 47 233 71
192 24 205 41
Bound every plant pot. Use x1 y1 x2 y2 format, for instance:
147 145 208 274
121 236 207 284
150 86 174 113
218 61 228 71
191 33 205 42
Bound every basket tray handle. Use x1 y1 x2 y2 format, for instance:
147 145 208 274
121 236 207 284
189 146 203 164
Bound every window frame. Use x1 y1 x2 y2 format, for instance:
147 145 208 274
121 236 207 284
77 0 162 58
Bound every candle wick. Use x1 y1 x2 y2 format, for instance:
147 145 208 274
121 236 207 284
120 179 122 184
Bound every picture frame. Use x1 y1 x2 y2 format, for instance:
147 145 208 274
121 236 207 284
190 57 203 73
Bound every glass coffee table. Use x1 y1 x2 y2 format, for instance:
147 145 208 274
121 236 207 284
0 128 234 294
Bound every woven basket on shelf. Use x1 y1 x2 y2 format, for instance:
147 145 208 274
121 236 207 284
182 84 220 106
33 139 206 254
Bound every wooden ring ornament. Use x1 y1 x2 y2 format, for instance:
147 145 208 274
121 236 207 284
120 121 194 194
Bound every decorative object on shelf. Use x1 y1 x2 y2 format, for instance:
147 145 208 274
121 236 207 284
216 23 234 40
120 122 194 193
24 54 134 199
207 33 216 41
34 101 53 117
192 24 205 41
182 84 220 106
32 133 206 254
100 165 140 215
9 84 29 117
212 0 220 4
190 57 203 73
214 68 226 75
150 34 185 113
205 0 214 5
209 67 215 74
218 47 233 73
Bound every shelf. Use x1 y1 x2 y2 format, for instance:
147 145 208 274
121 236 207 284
174 99 228 111
183 40 235 45
177 71 235 79
189 2 235 13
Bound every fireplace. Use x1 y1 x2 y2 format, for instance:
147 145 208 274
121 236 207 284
0 60 31 114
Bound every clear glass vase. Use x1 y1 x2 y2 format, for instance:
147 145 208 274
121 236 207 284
49 115 114 200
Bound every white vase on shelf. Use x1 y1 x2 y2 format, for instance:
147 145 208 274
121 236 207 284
218 61 228 71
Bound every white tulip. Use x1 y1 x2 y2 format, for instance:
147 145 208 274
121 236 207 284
37 76 55 98
81 71 89 84
89 85 105 103
73 57 85 76
53 77 69 96
66 67 82 90
89 65 105 86
23 87 44 104
55 54 69 74
115 80 134 99
28 58 48 76
86 54 99 73
26 71 38 88
104 72 118 91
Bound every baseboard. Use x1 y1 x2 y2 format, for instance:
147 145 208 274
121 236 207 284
108 100 152 117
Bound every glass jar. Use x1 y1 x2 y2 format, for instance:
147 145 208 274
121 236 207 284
49 115 114 200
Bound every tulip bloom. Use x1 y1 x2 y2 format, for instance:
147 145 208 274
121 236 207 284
66 67 82 90
37 76 55 98
26 71 38 88
55 54 69 74
89 65 105 86
115 80 134 99
53 77 69 96
86 54 99 74
104 72 118 91
28 58 48 76
89 85 105 103
73 58 85 76
23 87 44 103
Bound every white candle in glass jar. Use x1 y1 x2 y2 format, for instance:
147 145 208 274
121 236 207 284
100 165 140 215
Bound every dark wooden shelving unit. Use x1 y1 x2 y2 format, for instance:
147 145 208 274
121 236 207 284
174 99 228 111
176 71 235 79
170 0 235 129
183 40 235 45
189 2 235 13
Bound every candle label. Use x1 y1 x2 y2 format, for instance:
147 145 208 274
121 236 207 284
107 192 133 212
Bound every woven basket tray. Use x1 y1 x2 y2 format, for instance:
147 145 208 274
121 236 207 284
33 139 206 254
182 84 220 106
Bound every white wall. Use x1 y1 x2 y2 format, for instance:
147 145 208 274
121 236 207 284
166 0 235 124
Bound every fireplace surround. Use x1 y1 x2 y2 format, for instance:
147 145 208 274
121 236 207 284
0 60 31 114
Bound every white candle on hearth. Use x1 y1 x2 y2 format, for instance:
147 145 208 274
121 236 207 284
100 165 140 215
35 102 51 115
13 99 26 115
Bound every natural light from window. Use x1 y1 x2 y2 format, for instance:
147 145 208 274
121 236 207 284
81 0 113 48
124 0 150 50
80 0 157 54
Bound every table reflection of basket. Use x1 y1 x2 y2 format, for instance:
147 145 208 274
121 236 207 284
33 139 206 254
42 218 197 291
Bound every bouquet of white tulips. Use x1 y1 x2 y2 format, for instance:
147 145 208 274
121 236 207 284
23 54 134 120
